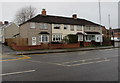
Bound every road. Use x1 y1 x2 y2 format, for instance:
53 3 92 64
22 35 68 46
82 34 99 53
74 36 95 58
1 47 118 82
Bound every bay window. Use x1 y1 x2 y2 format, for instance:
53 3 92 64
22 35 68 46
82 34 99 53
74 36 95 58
52 34 62 42
40 23 48 29
39 35 49 42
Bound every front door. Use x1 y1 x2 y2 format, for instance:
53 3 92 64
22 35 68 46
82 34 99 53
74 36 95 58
32 37 36 45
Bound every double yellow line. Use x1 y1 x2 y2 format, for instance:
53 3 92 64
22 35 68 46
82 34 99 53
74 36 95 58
0 55 31 61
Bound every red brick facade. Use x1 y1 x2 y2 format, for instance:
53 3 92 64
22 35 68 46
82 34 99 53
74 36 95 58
11 43 45 51
48 43 80 49
84 42 92 47
11 43 80 51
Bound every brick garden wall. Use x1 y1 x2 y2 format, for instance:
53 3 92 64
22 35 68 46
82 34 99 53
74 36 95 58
84 42 92 47
48 43 80 49
11 43 46 51
11 43 80 51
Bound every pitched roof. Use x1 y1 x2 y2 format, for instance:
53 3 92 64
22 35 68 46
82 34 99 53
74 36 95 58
112 28 120 32
20 14 102 27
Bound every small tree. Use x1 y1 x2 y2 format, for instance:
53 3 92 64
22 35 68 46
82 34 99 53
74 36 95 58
14 6 36 25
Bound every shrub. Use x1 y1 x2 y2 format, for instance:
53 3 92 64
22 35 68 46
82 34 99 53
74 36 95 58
67 34 78 44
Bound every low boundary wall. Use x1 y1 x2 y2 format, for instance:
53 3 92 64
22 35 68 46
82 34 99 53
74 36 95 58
11 43 80 51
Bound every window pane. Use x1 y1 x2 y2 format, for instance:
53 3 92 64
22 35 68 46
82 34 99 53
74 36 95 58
77 26 82 31
40 23 48 29
30 23 35 28
54 24 60 29
70 25 74 31
54 27 60 29
52 34 62 41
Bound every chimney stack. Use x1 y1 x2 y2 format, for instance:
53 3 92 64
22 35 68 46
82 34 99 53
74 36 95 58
41 9 46 15
72 14 77 19
4 21 9 25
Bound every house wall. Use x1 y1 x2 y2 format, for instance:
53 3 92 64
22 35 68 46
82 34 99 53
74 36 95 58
84 25 103 42
20 23 29 38
95 35 102 42
20 22 52 45
4 23 19 39
0 27 3 43
52 24 83 40
102 27 109 38
84 26 102 34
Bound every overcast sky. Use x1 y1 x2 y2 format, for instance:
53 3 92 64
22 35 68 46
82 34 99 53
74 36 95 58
0 1 119 29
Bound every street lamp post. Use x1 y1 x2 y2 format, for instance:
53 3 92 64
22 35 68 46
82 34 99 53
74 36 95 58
99 0 102 46
108 14 111 39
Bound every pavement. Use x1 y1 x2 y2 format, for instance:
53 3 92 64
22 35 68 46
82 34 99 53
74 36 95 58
3 45 120 55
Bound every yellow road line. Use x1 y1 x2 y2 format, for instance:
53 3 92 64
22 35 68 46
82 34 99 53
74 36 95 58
0 55 31 61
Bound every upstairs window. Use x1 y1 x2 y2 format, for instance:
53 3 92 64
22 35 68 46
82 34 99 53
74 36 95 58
54 24 60 29
70 25 74 31
64 25 68 30
40 23 48 29
77 25 82 31
30 23 35 28
98 27 101 30
52 34 62 42
86 26 91 30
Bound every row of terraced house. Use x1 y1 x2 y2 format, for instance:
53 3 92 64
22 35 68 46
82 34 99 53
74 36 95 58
0 9 116 50
19 9 103 45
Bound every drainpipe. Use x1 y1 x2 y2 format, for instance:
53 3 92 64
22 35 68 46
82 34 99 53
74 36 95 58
82 25 85 47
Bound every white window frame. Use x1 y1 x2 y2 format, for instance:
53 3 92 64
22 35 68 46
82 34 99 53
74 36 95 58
52 34 62 42
77 25 82 31
30 23 35 28
86 35 91 41
54 24 61 29
78 35 83 41
70 25 74 31
40 23 48 29
39 35 49 43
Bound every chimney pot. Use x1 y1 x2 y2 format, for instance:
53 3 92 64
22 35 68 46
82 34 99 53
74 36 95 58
72 14 77 19
4 21 9 25
41 9 46 15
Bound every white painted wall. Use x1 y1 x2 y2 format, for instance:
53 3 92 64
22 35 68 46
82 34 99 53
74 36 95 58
95 35 102 42
52 24 83 39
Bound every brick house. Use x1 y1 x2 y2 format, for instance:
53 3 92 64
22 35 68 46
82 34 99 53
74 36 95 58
19 9 103 46
111 28 120 41
102 26 109 38
0 21 19 44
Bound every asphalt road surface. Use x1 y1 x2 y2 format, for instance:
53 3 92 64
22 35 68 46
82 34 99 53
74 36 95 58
1 48 119 81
